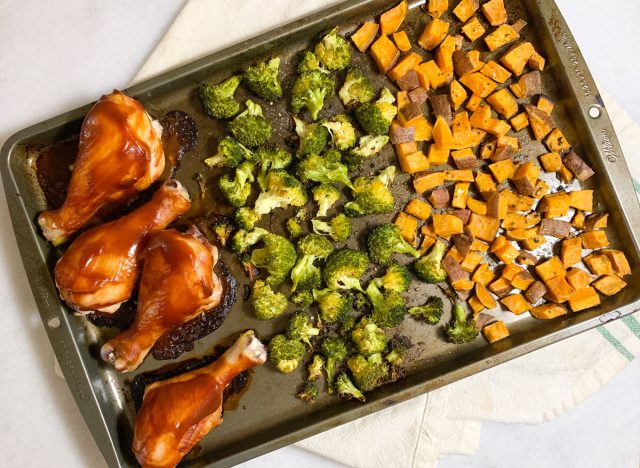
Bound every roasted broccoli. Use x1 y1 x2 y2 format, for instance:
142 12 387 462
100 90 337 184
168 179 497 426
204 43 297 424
250 279 288 320
297 50 326 74
323 148 343 163
286 311 320 346
254 170 308 217
354 88 398 135
339 67 375 106
243 57 282 101
308 354 325 381
347 353 389 392
228 99 272 147
367 224 420 266
312 184 340 218
291 71 335 121
269 334 307 374
297 382 319 404
339 315 357 336
286 217 304 239
250 231 297 286
446 302 479 344
313 289 352 324
343 135 389 170
204 215 236 247
294 116 330 158
365 281 406 328
297 154 353 188
254 145 293 190
291 234 333 291
230 227 268 254
314 27 351 71
234 207 259 231
335 373 366 402
413 240 447 284
323 248 369 292
218 161 255 207
322 114 357 151
374 263 411 293
321 336 348 391
291 289 314 308
408 296 444 325
386 335 411 366
351 317 387 356
204 136 252 168
199 75 242 119
344 166 396 217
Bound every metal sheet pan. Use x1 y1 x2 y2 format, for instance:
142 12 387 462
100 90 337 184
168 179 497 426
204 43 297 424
2 0 640 466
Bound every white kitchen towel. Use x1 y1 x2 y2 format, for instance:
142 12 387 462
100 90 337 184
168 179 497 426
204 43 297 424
133 1 640 466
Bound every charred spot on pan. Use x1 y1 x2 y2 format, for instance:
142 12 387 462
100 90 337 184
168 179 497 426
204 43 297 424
159 110 198 177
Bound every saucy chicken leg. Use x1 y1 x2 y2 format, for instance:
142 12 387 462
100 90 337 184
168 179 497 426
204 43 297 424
133 331 267 468
38 91 165 245
54 180 191 314
100 227 223 372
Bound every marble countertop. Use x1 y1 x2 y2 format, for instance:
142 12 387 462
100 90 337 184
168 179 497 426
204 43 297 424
0 1 638 467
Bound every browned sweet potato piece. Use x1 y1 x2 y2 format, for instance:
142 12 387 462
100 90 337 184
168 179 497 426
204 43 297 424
568 287 601 312
510 112 529 132
514 71 542 97
390 121 416 144
500 42 535 75
436 35 460 73
525 280 547 303
460 72 497 98
428 0 449 19
525 104 554 141
511 270 535 290
461 16 486 42
351 22 380 53
545 128 571 153
563 151 595 181
489 277 512 297
482 0 508 26
393 31 412 52
409 87 429 104
443 255 469 284
528 51 546 71
540 219 571 239
535 256 565 281
584 213 608 231
397 70 421 91
419 18 449 50
566 267 593 290
430 94 453 125
530 303 567 319
501 293 532 315
592 275 627 296
429 187 450 208
433 213 464 237
568 190 593 212
544 275 575 303
539 152 562 172
581 230 609 249
414 171 445 193
451 209 471 224
584 252 614 276
603 249 631 276
517 250 537 265
452 182 470 209
395 212 419 246
449 80 468 111
451 148 478 169
486 191 508 219
486 88 519 119
538 192 570 218
399 151 430 174
389 52 423 82
488 159 516 183
490 144 515 162
512 162 540 196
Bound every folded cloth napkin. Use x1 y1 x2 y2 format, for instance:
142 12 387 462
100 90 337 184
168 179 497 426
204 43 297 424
133 1 640 466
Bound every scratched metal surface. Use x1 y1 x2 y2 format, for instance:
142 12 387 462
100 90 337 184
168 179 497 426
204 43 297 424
2 0 640 467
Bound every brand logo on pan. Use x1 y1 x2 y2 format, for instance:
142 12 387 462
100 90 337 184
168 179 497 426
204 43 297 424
601 129 617 163
561 33 592 98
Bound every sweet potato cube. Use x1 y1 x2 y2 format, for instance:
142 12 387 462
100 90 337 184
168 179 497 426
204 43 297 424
484 24 520 51
545 128 572 153
453 0 480 22
433 116 455 149
486 88 519 119
461 251 483 272
450 112 473 149
511 270 535 291
428 0 449 19
467 213 501 241
537 95 555 115
568 287 601 312
450 80 468 111
393 31 412 52
436 35 459 73
418 18 450 51
488 159 516 183
490 277 513 297
520 227 546 251
452 182 470 209
535 256 565 281
568 190 593 212
419 233 437 254
603 250 631 277
483 321 510 343
500 42 536 75
461 16 486 42
592 275 627 296
465 93 483 112
470 127 487 147
538 192 570 218
480 61 512 85
584 213 609 231
395 212 419 246
429 187 450 208
395 141 419 158
413 171 445 193
482 0 508 26
474 172 496 198
566 267 593 290
412 116 435 142
503 189 535 211
530 303 567 320
561 237 582 268
380 0 409 35
433 213 464 237
501 293 531 315
512 162 540 196
444 169 475 182
472 263 496 286
451 148 477 169
475 283 497 308
524 280 546 303
510 112 529 132
490 235 509 253
580 231 609 250
399 151 430 174
539 152 562 172
467 196 487 215
470 104 492 130
584 253 613 276
528 50 546 71
351 22 380 53
486 191 509 219
370 35 401 73
505 228 529 241
495 243 519 264
468 295 486 315
485 119 511 137
524 212 541 227
544 275 575 303
471 239 489 252
388 52 423 82
502 212 526 229
525 104 554 141
405 199 432 220
460 73 498 98
427 145 450 165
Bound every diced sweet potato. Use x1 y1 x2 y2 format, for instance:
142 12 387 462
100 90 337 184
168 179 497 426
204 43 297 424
559 237 582 269
474 172 496 199
452 209 471 223
412 116 435 142
470 104 492 130
540 219 571 239
480 60 512 84
351 22 380 53
568 190 593 212
428 0 449 18
525 281 547 303
397 70 421 91
524 212 541 227
501 293 531 315
532 179 549 199
444 169 475 182
450 80 468 111
512 270 535 290
413 171 445 193
482 0 508 26
460 73 498 98
528 50 546 71
453 0 480 22
517 251 538 265
451 112 473 149
566 267 593 290
467 212 501 241
442 255 469 284
502 189 535 211
399 150 429 174
603 250 631 277
436 35 460 73
503 263 524 280
393 30 412 52
545 128 572 153
452 50 484 78
514 71 542 97
537 95 555 115
510 112 529 132
390 120 416 144
467 196 487 215
520 227 546 251
433 213 464 237
512 162 540 196
380 0 408 35
473 263 496 286
429 187 450 208
592 275 627 296
488 159 516 183
451 182 470 209
461 16 486 42
405 199 432 220
419 234 437 254
418 18 449 50
538 192 570 218
535 256 565 281
465 93 483 112
568 287 600 312
469 295 486 314
475 283 497 308
489 277 513 297
563 151 594 182
486 88 519 119
502 212 526 229
485 119 511 137
500 42 535 75
557 165 572 184
539 152 562 172
583 252 613 276
409 87 429 104
584 213 608 231
389 52 423 82
484 24 520 51
432 116 455 149
451 148 477 169
395 212 419 246
486 191 508 219
395 140 418 159
430 94 453 124
570 211 585 230
370 35 401 73
525 104 554 141
427 145 450 165
529 303 567 319
494 243 519 264
544 275 575 303
490 235 509 253
581 230 609 250
483 321 510 343
461 250 483 272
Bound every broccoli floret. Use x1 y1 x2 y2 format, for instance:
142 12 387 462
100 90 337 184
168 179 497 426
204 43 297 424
322 114 357 151
446 302 479 344
250 232 297 286
313 184 340 218
413 240 447 284
254 170 308 217
286 311 320 346
343 135 389 170
321 336 348 391
386 335 411 366
254 146 293 190
365 281 406 328
234 207 259 231
243 57 282 101
269 334 306 374
308 354 325 381
294 116 330 158
297 50 326 74
339 67 375 106
199 75 242 119
228 100 272 147
286 218 304 239
367 224 420 266
335 373 366 402
408 296 444 325
218 161 255 207
351 317 387 355
297 154 353 189
297 382 319 404
313 289 352 324
354 88 398 135
204 136 252 168
347 353 389 392
206 215 236 247
314 27 351 71
375 263 411 293
291 234 333 291
323 147 343 163
351 291 371 313
250 279 288 320
291 71 335 121
291 289 314 308
344 167 396 217
312 213 352 242
230 227 268 254
323 248 369 292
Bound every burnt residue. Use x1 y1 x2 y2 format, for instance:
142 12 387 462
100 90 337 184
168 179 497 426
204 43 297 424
159 110 198 178
86 296 137 329
35 139 78 209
